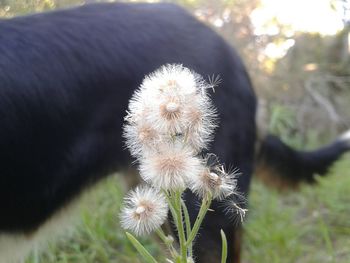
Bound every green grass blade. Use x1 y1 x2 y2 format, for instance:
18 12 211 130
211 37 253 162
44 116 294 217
125 232 158 263
220 230 227 263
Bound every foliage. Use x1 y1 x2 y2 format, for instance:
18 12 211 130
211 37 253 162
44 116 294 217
0 0 79 16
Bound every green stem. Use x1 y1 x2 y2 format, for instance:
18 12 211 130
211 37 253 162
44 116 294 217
175 191 187 262
220 229 228 263
163 190 178 230
126 232 158 263
181 199 192 258
156 228 178 258
156 228 169 244
185 195 212 247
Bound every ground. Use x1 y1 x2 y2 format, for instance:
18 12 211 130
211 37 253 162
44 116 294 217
25 155 350 263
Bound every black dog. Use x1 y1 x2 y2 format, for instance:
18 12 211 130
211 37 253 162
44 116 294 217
0 3 349 262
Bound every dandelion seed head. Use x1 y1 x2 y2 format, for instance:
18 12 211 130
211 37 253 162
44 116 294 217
135 205 146 215
139 143 201 190
154 97 185 134
142 65 198 97
189 155 239 200
123 64 218 156
123 120 161 158
183 95 218 151
120 186 168 236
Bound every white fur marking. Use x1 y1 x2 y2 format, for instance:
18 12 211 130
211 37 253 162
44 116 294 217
0 201 79 263
339 129 350 146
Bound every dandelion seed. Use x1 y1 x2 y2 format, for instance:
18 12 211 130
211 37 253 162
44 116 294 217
219 189 248 225
139 143 201 190
120 186 168 236
208 74 222 92
222 198 248 225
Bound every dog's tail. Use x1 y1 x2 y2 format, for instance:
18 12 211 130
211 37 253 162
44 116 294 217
255 130 350 189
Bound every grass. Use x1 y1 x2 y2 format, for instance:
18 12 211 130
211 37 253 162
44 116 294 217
243 154 350 263
25 154 350 263
25 175 163 263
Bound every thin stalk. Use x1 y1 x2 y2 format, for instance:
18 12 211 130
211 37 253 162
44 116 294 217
181 199 192 257
163 190 178 229
156 228 178 259
185 195 212 247
156 228 170 244
126 232 158 263
175 191 187 262
220 229 228 263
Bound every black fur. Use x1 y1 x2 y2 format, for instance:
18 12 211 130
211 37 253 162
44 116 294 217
0 3 348 263
257 135 350 186
0 3 255 262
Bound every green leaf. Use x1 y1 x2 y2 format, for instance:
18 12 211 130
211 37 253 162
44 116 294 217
125 232 158 263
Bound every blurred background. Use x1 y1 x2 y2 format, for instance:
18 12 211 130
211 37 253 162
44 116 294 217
2 0 350 262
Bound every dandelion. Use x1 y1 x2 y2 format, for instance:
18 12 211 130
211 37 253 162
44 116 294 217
120 186 168 236
123 120 161 158
189 154 239 200
121 64 241 263
148 95 187 135
139 142 202 190
141 64 198 98
123 89 164 158
123 64 218 155
183 94 217 151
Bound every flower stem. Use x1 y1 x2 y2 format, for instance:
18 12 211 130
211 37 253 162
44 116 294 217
163 190 178 229
126 232 158 263
181 199 192 258
220 229 228 263
156 228 170 244
156 228 178 258
175 191 187 262
185 195 212 247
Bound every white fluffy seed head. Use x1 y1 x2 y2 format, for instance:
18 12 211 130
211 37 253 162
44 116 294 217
120 186 168 236
123 64 218 158
123 120 162 158
183 94 217 152
141 64 198 98
139 143 202 190
189 155 239 200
